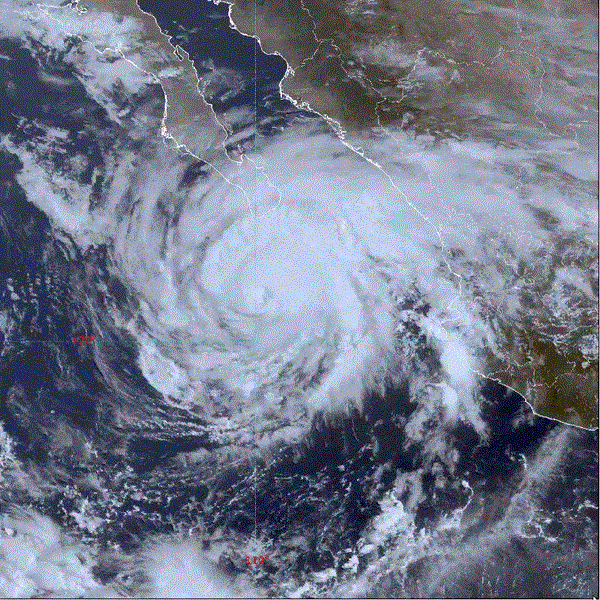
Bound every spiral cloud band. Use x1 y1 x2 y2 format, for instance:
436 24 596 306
3 3 596 444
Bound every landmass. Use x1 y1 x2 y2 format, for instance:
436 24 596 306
75 0 228 161
224 0 598 148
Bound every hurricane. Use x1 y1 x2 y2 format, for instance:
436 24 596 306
0 0 597 597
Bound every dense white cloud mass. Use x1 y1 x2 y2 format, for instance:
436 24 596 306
0 509 105 597
7 111 596 435
0 508 250 598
